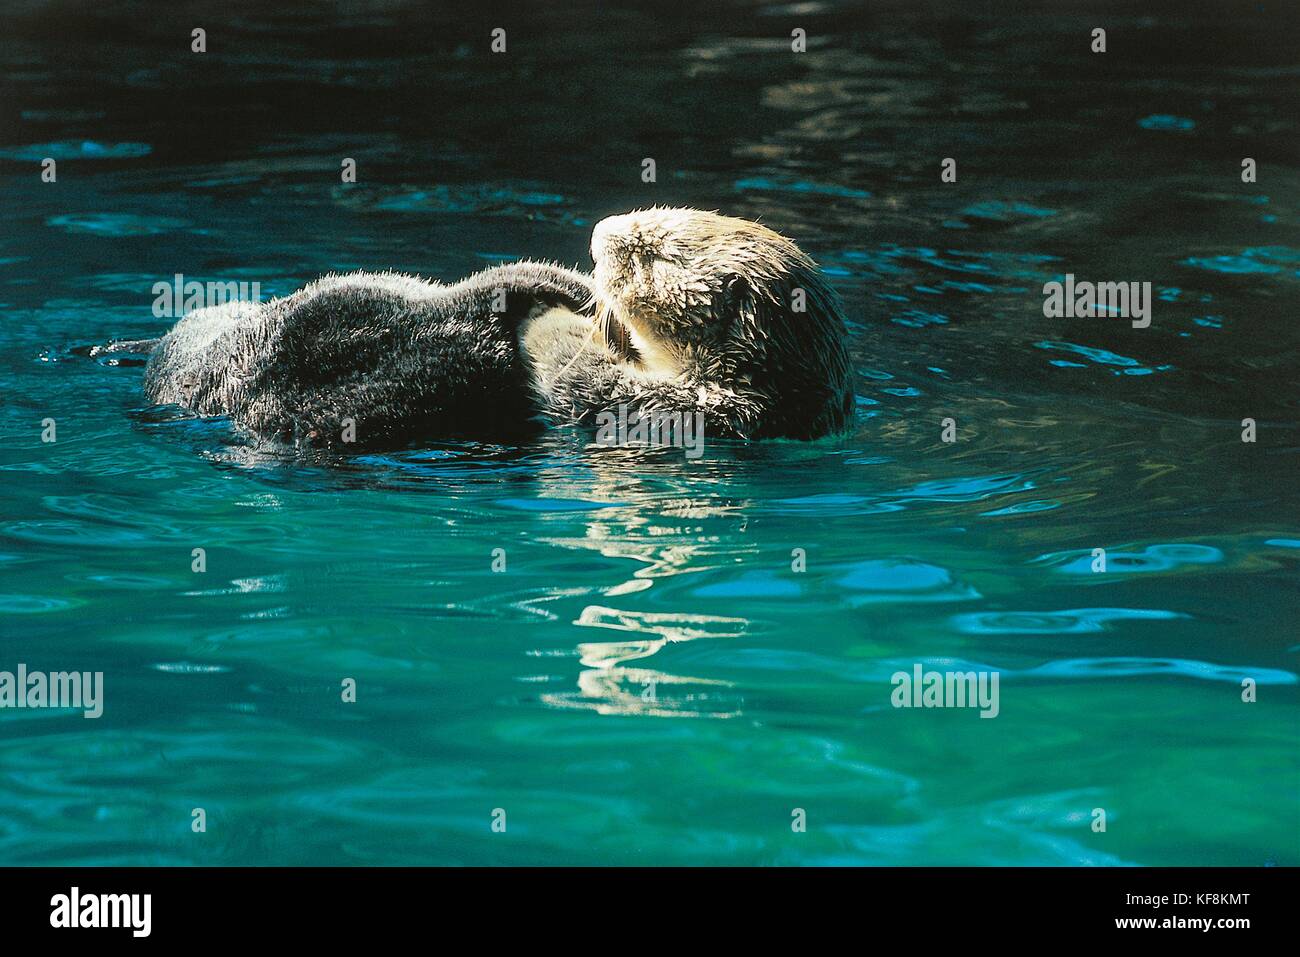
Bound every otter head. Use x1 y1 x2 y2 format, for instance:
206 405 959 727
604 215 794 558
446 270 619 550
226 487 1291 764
589 207 853 435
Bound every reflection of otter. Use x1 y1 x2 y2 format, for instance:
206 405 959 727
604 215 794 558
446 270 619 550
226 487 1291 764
526 208 854 440
142 263 592 448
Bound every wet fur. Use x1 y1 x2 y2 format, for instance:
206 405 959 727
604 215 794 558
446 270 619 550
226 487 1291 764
528 208 854 440
113 209 849 450
142 262 593 448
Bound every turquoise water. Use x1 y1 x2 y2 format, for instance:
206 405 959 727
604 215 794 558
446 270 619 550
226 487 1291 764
1 0 1298 865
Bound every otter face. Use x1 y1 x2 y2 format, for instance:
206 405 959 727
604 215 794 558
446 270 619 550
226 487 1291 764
590 207 826 376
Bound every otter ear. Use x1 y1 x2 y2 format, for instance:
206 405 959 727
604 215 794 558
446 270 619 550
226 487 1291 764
720 274 754 328
723 274 750 305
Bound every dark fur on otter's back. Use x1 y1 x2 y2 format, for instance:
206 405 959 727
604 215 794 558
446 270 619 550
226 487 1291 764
142 262 593 448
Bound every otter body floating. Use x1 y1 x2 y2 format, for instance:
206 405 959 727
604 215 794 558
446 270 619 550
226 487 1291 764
112 208 851 449
140 262 592 448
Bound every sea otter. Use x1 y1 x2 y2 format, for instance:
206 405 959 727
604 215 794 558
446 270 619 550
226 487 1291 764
526 207 854 440
136 262 594 447
116 207 851 448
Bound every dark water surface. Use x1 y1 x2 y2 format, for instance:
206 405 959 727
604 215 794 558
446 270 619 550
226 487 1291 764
1 0 1297 864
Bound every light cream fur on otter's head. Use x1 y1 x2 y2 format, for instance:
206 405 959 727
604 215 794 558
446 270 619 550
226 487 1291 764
586 207 854 439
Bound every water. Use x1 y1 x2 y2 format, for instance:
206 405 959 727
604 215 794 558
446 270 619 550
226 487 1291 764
1 0 1297 865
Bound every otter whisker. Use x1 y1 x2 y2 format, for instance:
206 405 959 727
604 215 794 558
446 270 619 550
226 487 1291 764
547 301 609 385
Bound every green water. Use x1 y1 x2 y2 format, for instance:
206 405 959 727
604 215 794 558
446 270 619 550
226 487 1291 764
1 0 1297 865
